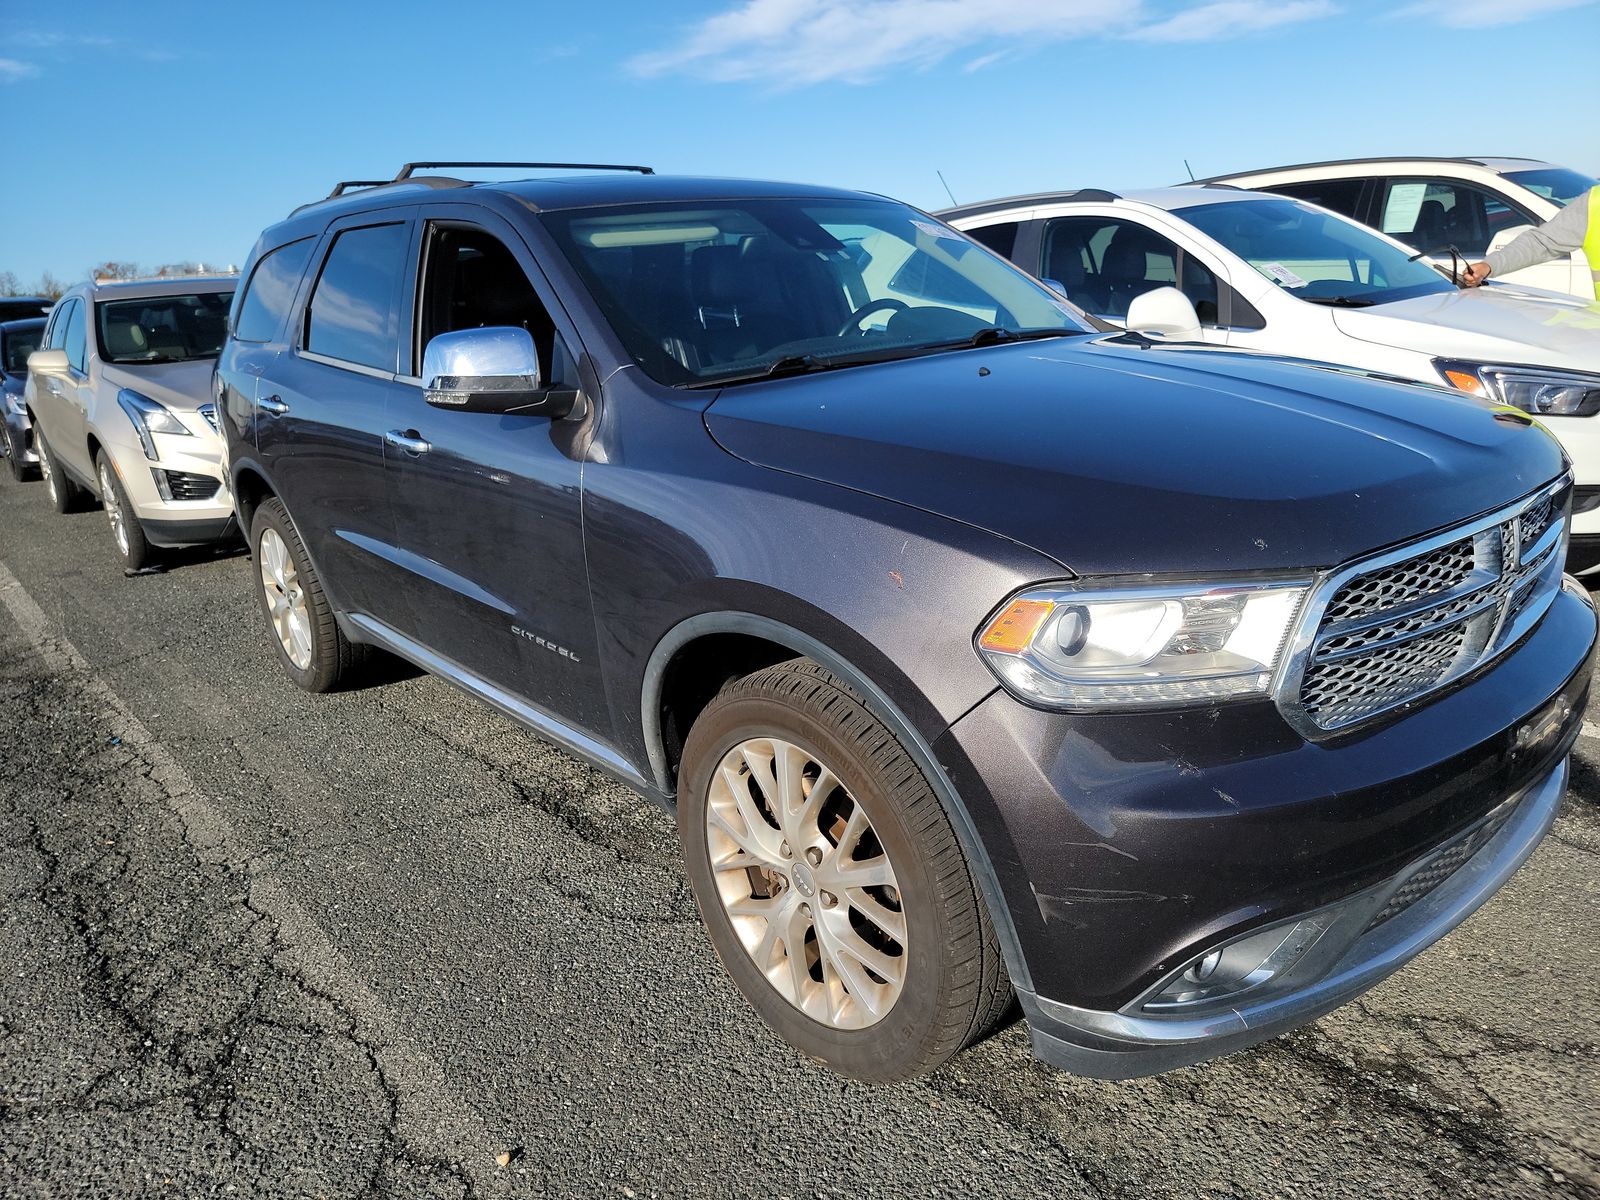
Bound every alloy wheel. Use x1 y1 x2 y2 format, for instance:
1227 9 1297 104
40 439 56 503
705 736 906 1029
98 460 129 556
258 527 313 670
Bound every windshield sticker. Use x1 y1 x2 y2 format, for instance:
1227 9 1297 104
1381 182 1428 234
912 218 964 241
1262 262 1308 289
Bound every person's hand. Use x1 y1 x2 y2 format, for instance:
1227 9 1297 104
1461 261 1492 288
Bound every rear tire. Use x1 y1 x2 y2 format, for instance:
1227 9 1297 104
96 452 155 571
37 431 85 513
678 658 1012 1082
250 496 369 692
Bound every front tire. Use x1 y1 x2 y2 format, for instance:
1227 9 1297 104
678 659 1012 1082
37 431 84 513
4 425 33 482
96 452 155 570
251 496 369 692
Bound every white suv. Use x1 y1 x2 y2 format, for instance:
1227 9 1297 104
26 278 237 569
1196 157 1597 298
942 186 1600 573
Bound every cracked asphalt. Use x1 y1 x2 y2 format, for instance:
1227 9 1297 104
0 468 1597 1200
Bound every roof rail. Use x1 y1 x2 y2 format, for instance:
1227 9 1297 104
394 160 654 180
326 180 390 199
937 188 1121 221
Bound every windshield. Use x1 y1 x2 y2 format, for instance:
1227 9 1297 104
2 326 42 374
1181 198 1454 306
95 291 234 364
539 198 1091 386
1503 167 1597 206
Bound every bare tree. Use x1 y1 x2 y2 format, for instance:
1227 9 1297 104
35 272 66 300
0 271 19 297
90 260 143 282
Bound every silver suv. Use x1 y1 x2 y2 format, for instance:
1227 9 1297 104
25 277 237 568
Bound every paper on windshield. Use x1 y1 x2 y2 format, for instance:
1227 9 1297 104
1261 262 1308 289
912 218 965 241
1381 183 1428 234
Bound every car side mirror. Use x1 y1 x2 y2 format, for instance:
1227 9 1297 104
1125 287 1202 341
421 327 575 418
1486 224 1533 256
1041 278 1068 297
28 348 69 377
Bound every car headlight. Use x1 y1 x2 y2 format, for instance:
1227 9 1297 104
116 388 192 460
976 579 1309 709
1437 360 1600 418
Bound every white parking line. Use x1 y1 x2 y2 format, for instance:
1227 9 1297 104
0 559 513 1192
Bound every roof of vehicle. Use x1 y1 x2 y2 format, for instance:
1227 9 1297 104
0 296 50 305
280 171 889 229
72 276 238 302
940 186 1283 221
1195 156 1553 183
0 317 47 332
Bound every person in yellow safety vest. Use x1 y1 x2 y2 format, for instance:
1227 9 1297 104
1462 185 1600 299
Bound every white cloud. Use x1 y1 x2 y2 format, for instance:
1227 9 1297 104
1399 0 1594 26
1131 0 1337 42
0 58 38 82
629 0 1136 85
629 0 1340 85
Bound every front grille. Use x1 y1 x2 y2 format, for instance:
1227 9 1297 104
1364 802 1518 932
158 469 220 502
1281 478 1569 737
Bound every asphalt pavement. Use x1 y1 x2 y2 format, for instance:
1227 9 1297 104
0 466 1596 1200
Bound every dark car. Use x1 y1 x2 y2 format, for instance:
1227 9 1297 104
1 316 46 479
0 297 52 322
216 162 1595 1082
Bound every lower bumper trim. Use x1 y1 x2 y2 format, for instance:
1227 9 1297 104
142 514 239 548
1019 756 1568 1079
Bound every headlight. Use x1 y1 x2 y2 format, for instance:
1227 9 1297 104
1437 360 1600 418
116 388 192 460
976 579 1309 709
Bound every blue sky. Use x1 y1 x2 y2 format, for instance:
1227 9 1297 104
1 0 1595 285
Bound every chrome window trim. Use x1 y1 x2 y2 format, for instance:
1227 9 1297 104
1272 472 1572 741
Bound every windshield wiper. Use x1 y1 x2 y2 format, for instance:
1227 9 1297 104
687 354 835 389
1301 296 1378 308
962 327 1077 348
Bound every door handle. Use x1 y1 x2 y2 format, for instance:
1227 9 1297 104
384 428 432 455
256 394 290 416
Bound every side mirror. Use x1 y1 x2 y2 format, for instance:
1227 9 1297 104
1041 278 1068 297
421 327 575 418
1486 224 1533 256
28 348 69 377
1125 287 1202 341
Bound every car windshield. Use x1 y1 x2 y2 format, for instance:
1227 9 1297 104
539 197 1092 387
3 327 42 374
1181 198 1455 307
1503 167 1597 206
95 291 234 364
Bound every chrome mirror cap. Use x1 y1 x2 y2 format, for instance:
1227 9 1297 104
422 326 542 411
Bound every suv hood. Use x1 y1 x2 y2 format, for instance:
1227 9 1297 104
703 338 1566 577
1333 285 1600 370
99 358 216 413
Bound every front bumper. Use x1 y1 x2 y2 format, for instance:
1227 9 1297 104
102 422 233 543
2 406 36 464
935 581 1597 1078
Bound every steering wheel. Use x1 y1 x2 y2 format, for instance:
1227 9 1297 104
836 298 909 337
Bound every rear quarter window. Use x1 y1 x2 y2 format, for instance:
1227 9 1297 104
232 237 316 343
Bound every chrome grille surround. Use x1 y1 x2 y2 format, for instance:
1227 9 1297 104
1275 474 1571 739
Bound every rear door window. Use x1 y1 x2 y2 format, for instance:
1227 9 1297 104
1266 178 1369 222
304 222 410 371
234 237 315 343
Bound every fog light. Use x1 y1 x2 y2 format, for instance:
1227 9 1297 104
1144 912 1336 1012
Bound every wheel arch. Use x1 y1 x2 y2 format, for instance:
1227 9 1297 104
230 459 276 538
642 610 1034 992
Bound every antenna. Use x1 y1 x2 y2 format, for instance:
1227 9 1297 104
936 170 958 207
1184 159 1196 182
